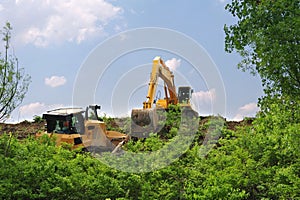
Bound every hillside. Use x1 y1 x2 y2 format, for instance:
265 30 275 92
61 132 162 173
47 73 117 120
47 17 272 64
0 121 45 139
1 105 299 199
0 116 253 139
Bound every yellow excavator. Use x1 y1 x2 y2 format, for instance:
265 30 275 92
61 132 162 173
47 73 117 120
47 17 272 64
131 56 197 136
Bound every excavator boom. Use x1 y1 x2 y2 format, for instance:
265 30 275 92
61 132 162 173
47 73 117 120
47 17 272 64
143 56 178 109
131 56 185 137
131 56 197 137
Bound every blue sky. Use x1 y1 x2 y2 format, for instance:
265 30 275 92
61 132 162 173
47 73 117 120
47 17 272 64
0 0 263 122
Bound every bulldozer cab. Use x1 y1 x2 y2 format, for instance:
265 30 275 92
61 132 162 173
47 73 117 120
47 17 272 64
178 86 193 104
43 108 85 134
85 104 101 121
39 104 129 152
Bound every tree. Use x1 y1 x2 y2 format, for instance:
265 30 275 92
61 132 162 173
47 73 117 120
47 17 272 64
224 0 300 99
221 2 300 199
0 22 30 121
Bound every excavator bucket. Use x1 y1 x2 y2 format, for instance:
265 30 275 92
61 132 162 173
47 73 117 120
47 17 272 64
131 108 166 138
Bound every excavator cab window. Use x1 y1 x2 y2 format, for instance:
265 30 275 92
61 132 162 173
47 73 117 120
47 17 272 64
178 86 192 104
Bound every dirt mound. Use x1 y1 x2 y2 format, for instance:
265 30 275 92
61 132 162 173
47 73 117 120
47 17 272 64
226 118 254 131
0 121 45 139
0 117 253 140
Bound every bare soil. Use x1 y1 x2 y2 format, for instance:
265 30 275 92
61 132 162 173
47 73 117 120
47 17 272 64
0 121 45 139
0 117 253 139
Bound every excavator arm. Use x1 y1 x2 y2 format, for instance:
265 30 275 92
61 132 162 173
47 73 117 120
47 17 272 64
143 57 160 109
131 56 198 137
131 56 180 136
143 56 178 109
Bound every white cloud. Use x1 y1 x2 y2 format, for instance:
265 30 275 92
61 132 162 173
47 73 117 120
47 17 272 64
18 102 64 120
165 58 181 71
191 89 216 115
19 102 46 117
45 76 66 88
217 0 229 3
239 103 259 113
192 89 216 105
0 0 123 47
233 102 259 121
214 0 230 6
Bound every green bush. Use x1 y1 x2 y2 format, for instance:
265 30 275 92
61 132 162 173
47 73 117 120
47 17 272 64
33 115 43 123
1 98 299 199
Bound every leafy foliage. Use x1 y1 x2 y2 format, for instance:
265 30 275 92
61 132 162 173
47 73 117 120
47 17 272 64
199 112 300 194
1 108 300 199
0 135 124 200
224 0 300 99
33 115 44 123
101 115 130 133
158 104 182 139
1 3 300 197
213 0 300 198
0 22 31 121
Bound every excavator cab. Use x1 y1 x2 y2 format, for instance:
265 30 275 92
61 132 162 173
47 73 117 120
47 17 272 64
178 86 193 104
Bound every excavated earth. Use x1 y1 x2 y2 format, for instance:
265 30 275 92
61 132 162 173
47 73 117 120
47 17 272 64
0 121 45 139
0 117 253 139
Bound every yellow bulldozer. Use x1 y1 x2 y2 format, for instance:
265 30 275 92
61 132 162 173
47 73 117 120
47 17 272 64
36 104 129 153
131 56 198 136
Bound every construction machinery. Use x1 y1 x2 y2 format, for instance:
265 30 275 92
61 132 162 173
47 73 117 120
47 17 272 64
131 56 197 136
36 105 129 152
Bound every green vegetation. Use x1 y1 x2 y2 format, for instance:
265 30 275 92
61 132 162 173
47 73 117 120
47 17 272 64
224 0 300 99
1 103 299 199
101 114 129 133
1 0 299 199
33 115 44 123
0 135 124 200
0 22 31 121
